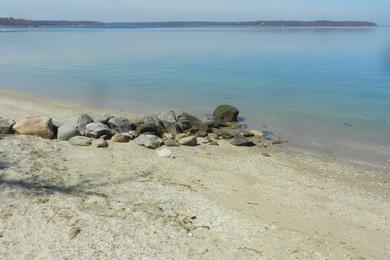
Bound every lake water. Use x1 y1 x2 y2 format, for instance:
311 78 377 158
1 27 390 169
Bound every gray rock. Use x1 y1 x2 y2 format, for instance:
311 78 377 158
213 105 239 123
57 125 80 141
136 123 164 137
69 136 92 146
0 118 15 134
12 117 55 139
95 138 108 148
96 114 113 124
231 134 254 146
108 117 134 133
178 136 197 146
111 133 131 143
176 112 203 132
76 114 94 135
164 139 179 147
134 134 163 149
158 110 180 135
84 123 113 139
143 115 161 126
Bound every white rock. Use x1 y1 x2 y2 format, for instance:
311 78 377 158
156 147 173 158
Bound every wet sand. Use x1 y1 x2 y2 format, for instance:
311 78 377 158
0 88 389 259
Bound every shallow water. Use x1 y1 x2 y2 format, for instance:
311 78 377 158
1 27 390 168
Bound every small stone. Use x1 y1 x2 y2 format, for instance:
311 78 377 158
0 118 15 134
85 123 113 139
231 134 254 146
57 125 80 141
195 131 208 137
156 147 173 158
108 117 135 133
128 130 137 139
178 136 197 146
69 136 92 146
207 133 219 140
134 134 163 149
250 130 264 138
175 133 189 141
239 130 254 137
164 139 179 147
111 133 131 143
95 138 108 148
12 117 55 139
208 140 219 146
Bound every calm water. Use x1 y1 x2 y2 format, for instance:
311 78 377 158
1 27 390 169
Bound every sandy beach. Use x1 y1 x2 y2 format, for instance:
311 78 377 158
0 88 389 259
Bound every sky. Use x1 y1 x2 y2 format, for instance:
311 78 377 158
0 0 389 24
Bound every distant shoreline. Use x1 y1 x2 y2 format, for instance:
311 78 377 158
0 17 377 28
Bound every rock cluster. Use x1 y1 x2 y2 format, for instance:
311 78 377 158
1 105 283 156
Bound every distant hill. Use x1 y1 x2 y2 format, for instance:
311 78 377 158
0 17 377 28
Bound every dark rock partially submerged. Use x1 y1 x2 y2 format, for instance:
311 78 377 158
213 105 239 123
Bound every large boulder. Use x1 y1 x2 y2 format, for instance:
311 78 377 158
213 105 239 123
57 125 80 141
0 117 15 134
134 134 163 149
143 115 161 126
176 112 203 132
136 123 165 137
69 136 92 146
12 117 55 139
76 114 94 135
108 117 135 133
95 114 113 124
84 123 113 139
158 111 180 136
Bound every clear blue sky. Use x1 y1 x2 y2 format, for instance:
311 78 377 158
0 0 389 24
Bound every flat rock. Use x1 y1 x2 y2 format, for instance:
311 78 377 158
111 133 131 143
57 125 80 141
12 117 54 139
69 136 92 146
108 117 134 133
156 147 173 158
213 105 239 123
76 114 94 135
84 123 113 139
134 134 163 149
178 136 197 146
231 134 254 146
0 117 15 134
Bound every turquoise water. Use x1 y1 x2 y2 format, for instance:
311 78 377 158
1 27 390 168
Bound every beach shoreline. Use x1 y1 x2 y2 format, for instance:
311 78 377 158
1 87 390 258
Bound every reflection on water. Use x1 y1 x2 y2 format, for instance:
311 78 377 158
0 27 390 168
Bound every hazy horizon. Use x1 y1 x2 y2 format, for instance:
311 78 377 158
0 0 389 24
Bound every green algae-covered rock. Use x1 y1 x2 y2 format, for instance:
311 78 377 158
213 105 239 123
